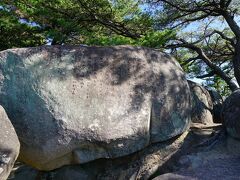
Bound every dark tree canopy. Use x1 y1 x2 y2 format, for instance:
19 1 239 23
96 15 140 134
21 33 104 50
0 5 45 50
1 0 151 44
0 0 175 47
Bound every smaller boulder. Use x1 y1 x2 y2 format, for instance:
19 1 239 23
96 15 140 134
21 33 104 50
208 88 223 123
222 89 240 139
0 106 20 180
188 81 213 124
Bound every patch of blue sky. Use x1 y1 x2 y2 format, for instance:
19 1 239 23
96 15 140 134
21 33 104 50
182 16 240 34
139 3 163 16
19 18 40 27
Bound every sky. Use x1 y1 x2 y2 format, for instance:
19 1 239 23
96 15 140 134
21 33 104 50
19 19 40 27
183 16 240 33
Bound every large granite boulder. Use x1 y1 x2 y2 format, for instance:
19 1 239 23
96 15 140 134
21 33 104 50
0 106 20 180
0 45 191 170
188 81 213 124
222 89 240 139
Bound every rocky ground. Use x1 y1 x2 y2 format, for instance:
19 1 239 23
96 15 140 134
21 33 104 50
7 123 240 180
154 124 240 180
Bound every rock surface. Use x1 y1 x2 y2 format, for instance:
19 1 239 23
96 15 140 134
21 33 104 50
154 136 240 180
208 88 223 123
188 81 213 124
222 89 240 139
154 173 196 180
0 45 191 170
10 131 191 180
11 123 240 180
0 106 20 180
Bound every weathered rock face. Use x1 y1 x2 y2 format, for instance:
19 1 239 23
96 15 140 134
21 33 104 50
0 45 191 170
0 106 20 180
222 89 240 139
188 81 213 124
11 131 190 180
208 88 223 123
12 123 240 180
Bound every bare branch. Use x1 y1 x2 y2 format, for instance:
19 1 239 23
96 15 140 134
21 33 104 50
180 56 200 66
226 0 233 7
212 30 235 45
222 11 240 40
164 39 238 90
197 71 215 78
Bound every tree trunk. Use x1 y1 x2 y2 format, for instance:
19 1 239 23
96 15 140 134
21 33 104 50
233 43 240 88
222 12 240 89
196 49 239 92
